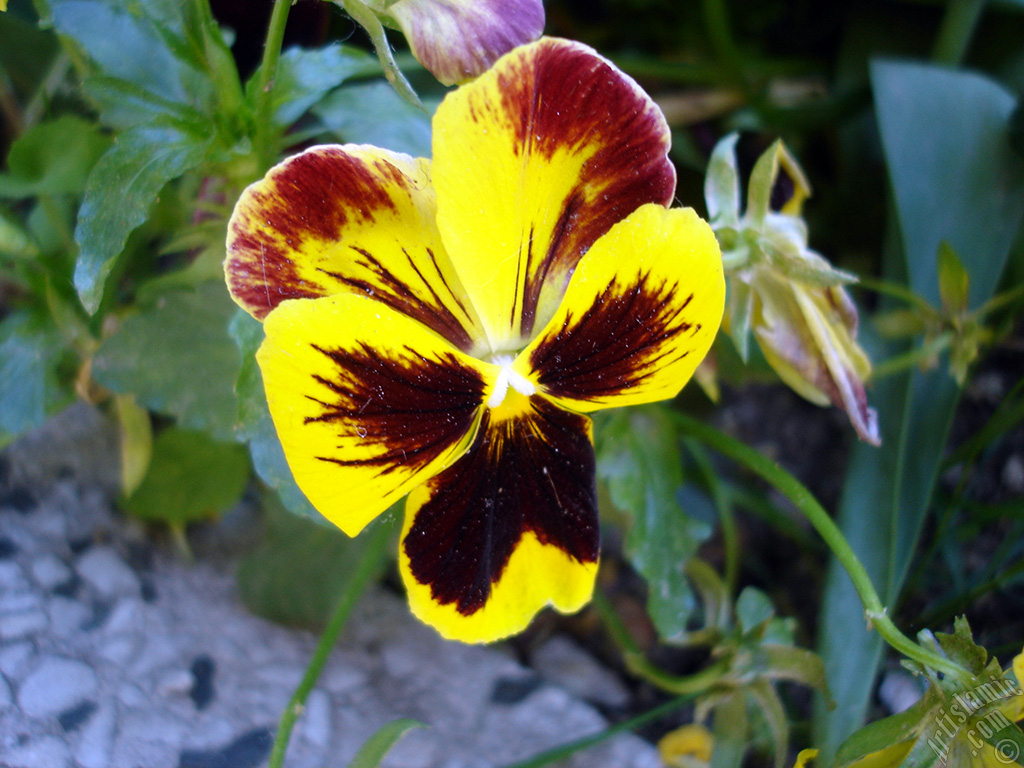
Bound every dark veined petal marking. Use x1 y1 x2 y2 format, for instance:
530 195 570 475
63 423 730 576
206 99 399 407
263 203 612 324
530 274 697 400
257 294 493 537
400 397 599 641
307 342 485 476
517 204 725 413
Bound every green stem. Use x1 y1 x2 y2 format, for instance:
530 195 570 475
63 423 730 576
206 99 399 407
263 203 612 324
267 523 390 768
932 0 986 66
685 440 740 597
253 0 294 171
500 689 699 768
669 412 974 685
593 592 730 695
869 333 953 380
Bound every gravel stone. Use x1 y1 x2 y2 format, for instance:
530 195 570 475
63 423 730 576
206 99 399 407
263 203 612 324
29 553 73 590
0 608 48 641
532 635 631 708
46 595 92 637
18 656 99 718
301 688 332 748
74 702 117 768
0 640 34 678
3 734 72 768
0 673 12 709
76 546 141 598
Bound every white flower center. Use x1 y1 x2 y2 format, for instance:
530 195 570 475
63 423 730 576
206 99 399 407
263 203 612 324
487 355 536 408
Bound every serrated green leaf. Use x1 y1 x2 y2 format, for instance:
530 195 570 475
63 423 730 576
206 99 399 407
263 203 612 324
250 42 377 127
237 498 393 627
313 80 433 158
347 719 426 768
123 427 248 524
596 407 711 639
92 282 241 441
73 122 211 312
0 312 69 436
82 76 207 130
0 115 110 197
229 309 325 522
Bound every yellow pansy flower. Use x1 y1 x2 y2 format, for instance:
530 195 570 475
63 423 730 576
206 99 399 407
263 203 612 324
225 38 724 643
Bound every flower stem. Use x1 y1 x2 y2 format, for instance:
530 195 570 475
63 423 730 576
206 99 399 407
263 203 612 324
500 687 699 768
932 0 987 66
593 591 731 694
267 522 391 768
669 412 974 685
253 0 293 171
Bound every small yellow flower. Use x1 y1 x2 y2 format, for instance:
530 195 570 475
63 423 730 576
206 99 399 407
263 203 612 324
225 38 724 643
659 723 714 768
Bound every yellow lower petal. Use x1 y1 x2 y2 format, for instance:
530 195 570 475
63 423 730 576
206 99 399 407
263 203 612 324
398 398 599 643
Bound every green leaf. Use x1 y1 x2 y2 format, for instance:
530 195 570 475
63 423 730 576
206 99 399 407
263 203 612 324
92 282 242 441
73 122 211 312
834 686 943 768
250 43 377 128
313 80 433 158
229 310 325 522
346 719 426 768
596 407 712 639
123 427 249 524
813 61 1024 761
0 115 111 198
936 241 970 315
0 312 69 436
82 76 207 130
0 10 60 99
735 587 775 635
710 692 749 768
705 132 741 227
237 497 394 626
48 0 209 109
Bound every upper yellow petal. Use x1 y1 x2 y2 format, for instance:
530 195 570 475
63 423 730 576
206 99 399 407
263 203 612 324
432 37 676 352
518 204 725 412
257 293 495 536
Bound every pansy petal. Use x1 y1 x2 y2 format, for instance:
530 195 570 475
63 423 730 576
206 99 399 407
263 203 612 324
257 293 494 537
400 397 599 642
518 204 724 412
433 37 677 352
387 0 544 86
226 145 483 351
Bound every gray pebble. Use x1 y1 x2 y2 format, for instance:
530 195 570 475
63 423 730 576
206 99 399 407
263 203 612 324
301 688 332 748
0 608 48 641
3 734 73 768
29 553 73 590
76 546 140 598
74 703 117 768
0 673 12 709
18 656 99 718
